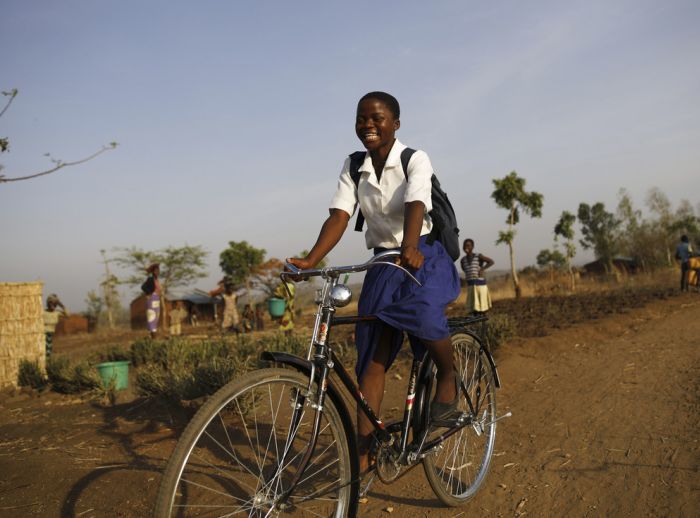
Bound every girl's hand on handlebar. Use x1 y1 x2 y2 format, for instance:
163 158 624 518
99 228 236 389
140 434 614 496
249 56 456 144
400 244 424 270
285 257 314 281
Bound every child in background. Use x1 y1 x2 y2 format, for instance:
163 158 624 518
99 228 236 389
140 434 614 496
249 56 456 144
255 304 265 331
209 279 241 334
460 238 495 314
242 304 254 333
169 301 187 336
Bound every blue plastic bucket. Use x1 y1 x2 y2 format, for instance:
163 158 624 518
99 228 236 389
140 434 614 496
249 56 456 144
268 298 286 318
96 361 130 390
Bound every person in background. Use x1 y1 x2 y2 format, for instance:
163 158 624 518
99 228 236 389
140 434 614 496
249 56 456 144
209 279 240 333
143 263 162 338
190 305 200 327
460 238 495 314
273 280 296 335
43 294 68 358
675 235 694 292
255 304 265 331
169 301 187 336
242 304 254 333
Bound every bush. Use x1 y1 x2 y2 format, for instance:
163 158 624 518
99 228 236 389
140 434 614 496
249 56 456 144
485 313 517 351
133 336 254 401
99 346 131 363
17 359 46 389
132 333 320 402
46 356 101 394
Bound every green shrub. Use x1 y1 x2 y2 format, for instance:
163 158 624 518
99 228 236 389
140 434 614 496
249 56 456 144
17 359 46 389
46 356 101 394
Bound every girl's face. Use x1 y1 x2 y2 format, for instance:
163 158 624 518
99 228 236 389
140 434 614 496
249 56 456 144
464 241 474 254
355 98 399 154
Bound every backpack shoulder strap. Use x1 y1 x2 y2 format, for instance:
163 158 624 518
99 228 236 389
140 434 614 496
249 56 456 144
400 147 417 179
348 151 366 232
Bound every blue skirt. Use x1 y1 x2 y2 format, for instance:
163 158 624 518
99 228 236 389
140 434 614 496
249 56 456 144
355 235 461 380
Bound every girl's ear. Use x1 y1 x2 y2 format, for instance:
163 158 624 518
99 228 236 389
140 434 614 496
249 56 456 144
394 119 400 131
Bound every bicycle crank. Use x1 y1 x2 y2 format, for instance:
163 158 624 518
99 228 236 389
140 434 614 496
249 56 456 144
376 444 402 483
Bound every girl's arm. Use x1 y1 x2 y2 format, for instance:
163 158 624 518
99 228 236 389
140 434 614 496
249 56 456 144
288 209 350 269
478 254 495 277
401 201 425 270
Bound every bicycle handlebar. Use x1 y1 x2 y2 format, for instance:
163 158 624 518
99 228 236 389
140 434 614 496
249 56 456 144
282 250 422 287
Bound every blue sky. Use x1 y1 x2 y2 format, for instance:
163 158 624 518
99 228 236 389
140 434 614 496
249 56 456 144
2 0 699 310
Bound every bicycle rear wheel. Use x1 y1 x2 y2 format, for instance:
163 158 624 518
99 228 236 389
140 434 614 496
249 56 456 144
423 331 497 506
154 368 357 517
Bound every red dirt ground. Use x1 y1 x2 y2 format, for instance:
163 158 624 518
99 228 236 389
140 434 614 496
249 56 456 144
1 293 698 517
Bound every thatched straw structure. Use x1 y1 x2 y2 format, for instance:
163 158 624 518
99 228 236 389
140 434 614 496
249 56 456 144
0 282 44 388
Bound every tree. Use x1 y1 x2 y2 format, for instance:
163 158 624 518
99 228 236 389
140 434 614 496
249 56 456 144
253 258 285 297
577 202 621 274
84 290 104 328
536 249 566 281
645 187 675 266
491 171 544 297
99 249 121 329
668 199 699 243
219 241 266 302
554 210 577 290
113 245 208 330
0 88 117 183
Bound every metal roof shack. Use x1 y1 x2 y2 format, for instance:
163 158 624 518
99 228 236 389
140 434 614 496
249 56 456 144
129 290 221 330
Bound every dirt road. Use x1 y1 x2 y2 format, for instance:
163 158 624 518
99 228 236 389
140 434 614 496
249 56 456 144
1 295 698 517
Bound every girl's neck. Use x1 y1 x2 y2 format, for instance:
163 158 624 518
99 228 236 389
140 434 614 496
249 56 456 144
369 138 396 163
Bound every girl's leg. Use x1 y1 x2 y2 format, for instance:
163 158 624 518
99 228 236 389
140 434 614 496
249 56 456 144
357 326 393 473
423 337 457 404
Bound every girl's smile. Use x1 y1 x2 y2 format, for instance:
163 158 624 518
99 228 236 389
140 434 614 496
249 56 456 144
355 99 400 154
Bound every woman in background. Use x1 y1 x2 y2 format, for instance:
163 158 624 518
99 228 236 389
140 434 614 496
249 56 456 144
144 263 162 338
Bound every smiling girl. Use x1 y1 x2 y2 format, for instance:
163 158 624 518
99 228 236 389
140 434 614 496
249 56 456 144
288 92 460 472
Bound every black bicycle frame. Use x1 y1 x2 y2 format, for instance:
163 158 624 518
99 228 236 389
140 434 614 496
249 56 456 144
271 308 497 504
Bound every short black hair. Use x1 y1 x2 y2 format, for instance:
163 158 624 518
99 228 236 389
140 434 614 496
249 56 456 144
358 91 400 119
463 238 474 247
681 235 689 242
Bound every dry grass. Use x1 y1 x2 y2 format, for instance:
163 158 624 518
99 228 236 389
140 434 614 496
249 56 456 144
486 268 678 301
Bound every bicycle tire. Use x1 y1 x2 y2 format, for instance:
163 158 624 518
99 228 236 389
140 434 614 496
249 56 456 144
422 331 498 506
154 368 357 517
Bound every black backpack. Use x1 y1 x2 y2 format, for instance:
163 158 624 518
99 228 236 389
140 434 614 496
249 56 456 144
349 148 461 261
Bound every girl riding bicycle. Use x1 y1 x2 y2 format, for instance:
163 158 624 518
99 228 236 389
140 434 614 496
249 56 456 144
288 91 461 473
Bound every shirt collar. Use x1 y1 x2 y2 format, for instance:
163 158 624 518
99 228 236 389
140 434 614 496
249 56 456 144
358 139 407 174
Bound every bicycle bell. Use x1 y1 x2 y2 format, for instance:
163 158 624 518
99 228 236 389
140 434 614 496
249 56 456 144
329 284 352 307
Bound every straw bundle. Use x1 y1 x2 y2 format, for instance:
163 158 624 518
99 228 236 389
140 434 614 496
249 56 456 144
0 282 45 387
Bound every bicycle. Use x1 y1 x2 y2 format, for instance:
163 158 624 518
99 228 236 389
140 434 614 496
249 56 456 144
154 250 509 517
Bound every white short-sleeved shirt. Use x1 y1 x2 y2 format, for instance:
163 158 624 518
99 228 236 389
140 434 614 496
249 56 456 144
330 139 434 249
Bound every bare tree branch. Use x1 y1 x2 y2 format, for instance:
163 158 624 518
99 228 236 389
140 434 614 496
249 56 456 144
0 142 118 183
0 88 18 119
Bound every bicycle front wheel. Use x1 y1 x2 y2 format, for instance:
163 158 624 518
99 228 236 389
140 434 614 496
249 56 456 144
154 368 357 517
423 331 497 506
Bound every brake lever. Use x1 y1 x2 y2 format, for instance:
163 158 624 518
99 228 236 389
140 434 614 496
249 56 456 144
366 260 422 287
